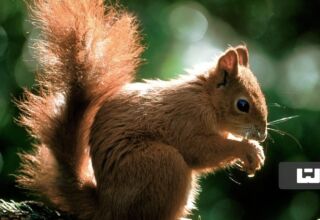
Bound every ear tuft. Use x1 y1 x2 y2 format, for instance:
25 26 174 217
217 49 238 74
235 45 249 67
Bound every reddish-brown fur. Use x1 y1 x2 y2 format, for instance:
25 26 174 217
16 0 268 220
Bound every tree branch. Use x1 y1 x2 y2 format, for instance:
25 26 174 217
0 199 73 220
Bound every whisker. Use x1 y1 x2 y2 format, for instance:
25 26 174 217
224 168 242 185
268 115 299 125
267 127 303 151
268 103 287 108
228 174 242 185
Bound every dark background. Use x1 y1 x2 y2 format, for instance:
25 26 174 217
0 0 320 219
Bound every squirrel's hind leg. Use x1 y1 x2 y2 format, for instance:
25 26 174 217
94 142 192 220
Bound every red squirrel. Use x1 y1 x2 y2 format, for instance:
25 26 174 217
16 0 268 219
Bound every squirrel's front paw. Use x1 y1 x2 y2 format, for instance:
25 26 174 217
237 140 265 177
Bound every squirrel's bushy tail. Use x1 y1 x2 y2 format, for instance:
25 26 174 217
16 0 143 218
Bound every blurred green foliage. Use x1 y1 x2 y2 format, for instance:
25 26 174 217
0 0 320 219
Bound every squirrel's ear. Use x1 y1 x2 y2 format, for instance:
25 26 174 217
215 49 238 88
217 49 238 75
235 45 249 67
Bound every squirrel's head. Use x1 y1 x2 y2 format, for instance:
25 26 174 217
207 46 268 142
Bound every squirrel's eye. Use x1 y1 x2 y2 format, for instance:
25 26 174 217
236 99 250 113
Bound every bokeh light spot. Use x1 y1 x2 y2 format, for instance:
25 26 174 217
183 39 221 67
251 48 276 89
279 45 320 110
169 3 208 42
289 191 319 220
286 49 319 93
